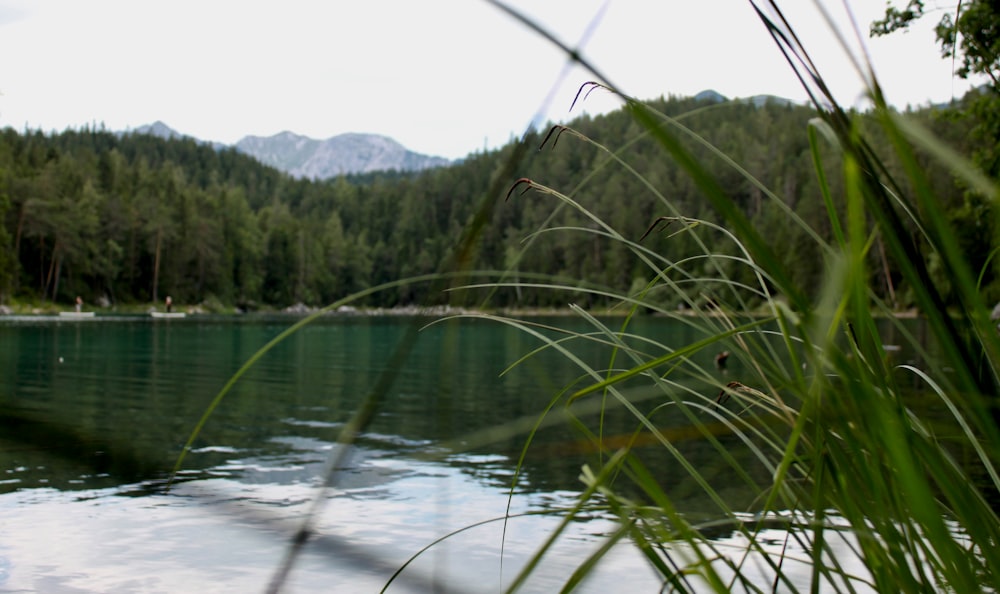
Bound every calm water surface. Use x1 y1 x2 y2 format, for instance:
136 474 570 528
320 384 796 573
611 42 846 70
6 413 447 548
0 314 921 592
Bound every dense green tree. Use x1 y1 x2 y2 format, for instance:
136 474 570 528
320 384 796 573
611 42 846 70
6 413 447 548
0 169 15 299
217 187 263 306
872 1 999 87
873 2 1000 302
0 87 990 310
258 201 299 306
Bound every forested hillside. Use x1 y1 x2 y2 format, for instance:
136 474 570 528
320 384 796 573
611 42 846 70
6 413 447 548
0 92 992 311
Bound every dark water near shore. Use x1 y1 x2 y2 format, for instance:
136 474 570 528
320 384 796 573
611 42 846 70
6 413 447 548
0 313 929 592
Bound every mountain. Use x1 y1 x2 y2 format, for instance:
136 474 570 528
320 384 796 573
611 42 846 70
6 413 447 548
131 89 801 179
130 121 228 150
130 122 452 178
744 94 800 107
234 131 452 179
132 120 185 140
694 89 728 103
692 90 801 108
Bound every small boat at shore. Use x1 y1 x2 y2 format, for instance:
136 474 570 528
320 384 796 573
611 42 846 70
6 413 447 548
59 311 96 319
150 311 186 319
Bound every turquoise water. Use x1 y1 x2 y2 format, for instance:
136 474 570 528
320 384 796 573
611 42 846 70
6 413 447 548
0 314 673 592
0 313 925 592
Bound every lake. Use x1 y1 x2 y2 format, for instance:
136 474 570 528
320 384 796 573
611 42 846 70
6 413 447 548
0 313 924 592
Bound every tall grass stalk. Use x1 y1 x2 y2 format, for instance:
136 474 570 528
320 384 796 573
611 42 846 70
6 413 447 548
177 1 1000 591
452 1 1000 592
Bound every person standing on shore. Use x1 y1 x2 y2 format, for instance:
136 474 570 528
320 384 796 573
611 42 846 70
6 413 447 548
75 296 83 313
165 296 172 313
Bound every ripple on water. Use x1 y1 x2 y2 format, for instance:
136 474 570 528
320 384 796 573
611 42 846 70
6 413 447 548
0 459 667 593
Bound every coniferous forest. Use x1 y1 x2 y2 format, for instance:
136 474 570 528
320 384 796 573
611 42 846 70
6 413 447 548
0 91 995 312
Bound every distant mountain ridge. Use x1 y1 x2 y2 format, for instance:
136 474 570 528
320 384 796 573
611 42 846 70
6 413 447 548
235 131 452 179
694 89 800 107
133 121 185 140
130 121 452 179
130 89 797 178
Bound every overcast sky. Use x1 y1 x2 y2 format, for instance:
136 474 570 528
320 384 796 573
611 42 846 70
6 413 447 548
0 0 980 160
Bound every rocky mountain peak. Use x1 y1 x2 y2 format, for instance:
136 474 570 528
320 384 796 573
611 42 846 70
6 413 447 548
234 131 451 179
132 123 452 178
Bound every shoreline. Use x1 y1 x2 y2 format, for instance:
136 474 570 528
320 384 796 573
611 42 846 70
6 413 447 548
0 301 924 319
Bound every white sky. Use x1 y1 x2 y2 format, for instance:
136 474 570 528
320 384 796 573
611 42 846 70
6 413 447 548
0 0 980 161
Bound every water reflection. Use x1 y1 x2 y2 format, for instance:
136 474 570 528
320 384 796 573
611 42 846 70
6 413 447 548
0 314 941 592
